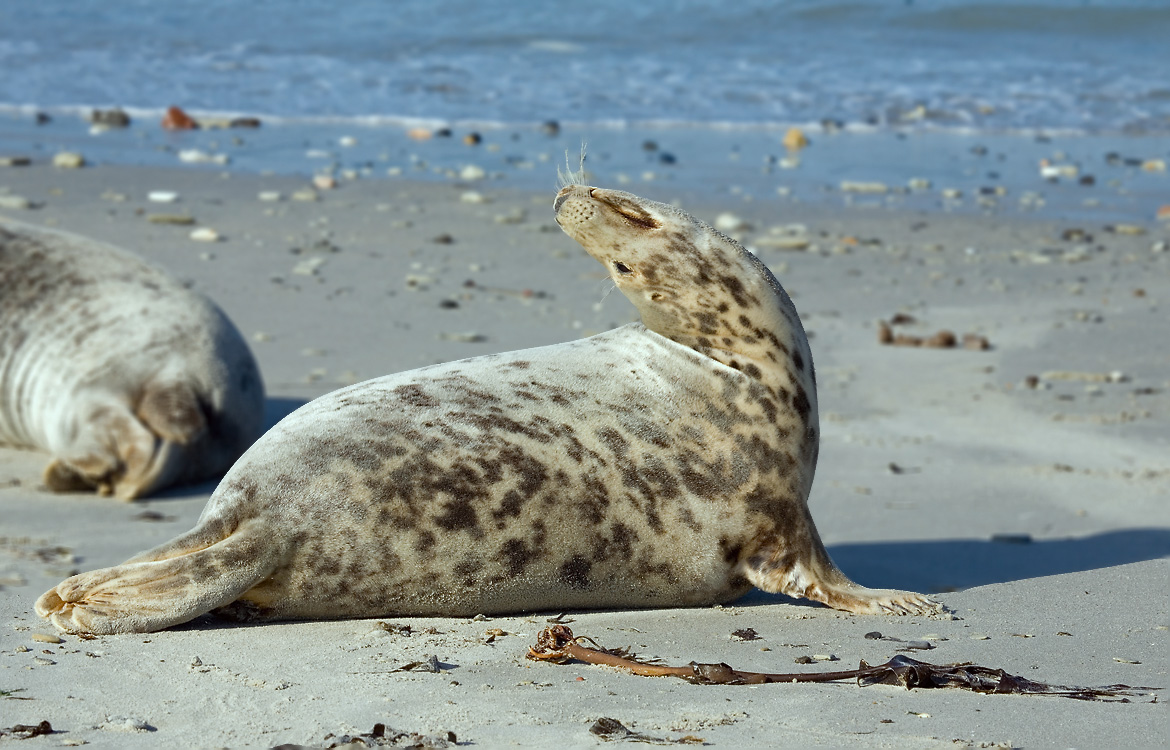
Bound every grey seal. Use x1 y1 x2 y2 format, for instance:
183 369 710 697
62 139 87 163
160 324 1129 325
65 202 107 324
36 185 938 633
0 218 264 500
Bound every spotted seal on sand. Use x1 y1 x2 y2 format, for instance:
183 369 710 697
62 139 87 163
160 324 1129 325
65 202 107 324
0 218 265 500
36 185 939 633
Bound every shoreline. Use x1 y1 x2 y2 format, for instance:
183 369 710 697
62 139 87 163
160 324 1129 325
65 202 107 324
2 112 1167 225
1 161 1168 747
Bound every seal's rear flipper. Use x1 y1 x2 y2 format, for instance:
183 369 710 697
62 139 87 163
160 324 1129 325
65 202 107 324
35 521 279 634
743 530 942 616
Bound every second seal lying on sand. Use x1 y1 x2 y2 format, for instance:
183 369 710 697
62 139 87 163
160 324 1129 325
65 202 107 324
0 219 265 500
36 184 940 634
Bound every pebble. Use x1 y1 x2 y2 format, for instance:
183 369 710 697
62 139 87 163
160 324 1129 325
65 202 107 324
970 633 991 640
941 188 963 199
908 177 932 190
1141 159 1166 172
102 716 153 732
147 191 179 203
754 236 810 251
1039 160 1078 179
463 132 482 146
460 191 487 204
189 227 220 242
147 214 196 225
460 164 487 181
161 106 198 130
714 212 752 232
0 195 34 210
291 189 319 202
338 135 357 147
313 174 338 190
840 180 888 194
494 208 526 224
90 107 131 128
292 257 327 276
406 127 433 141
782 127 809 151
258 191 283 202
1107 223 1146 236
812 653 838 661
33 656 56 665
52 151 85 169
1113 657 1142 664
0 155 31 167
991 533 1033 544
1042 370 1127 383
1157 205 1170 222
31 633 64 644
178 149 229 165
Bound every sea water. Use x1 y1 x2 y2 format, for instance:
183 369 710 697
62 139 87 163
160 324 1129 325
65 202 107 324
0 0 1167 220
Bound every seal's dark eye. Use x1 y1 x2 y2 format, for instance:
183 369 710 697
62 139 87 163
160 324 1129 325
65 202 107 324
613 261 633 274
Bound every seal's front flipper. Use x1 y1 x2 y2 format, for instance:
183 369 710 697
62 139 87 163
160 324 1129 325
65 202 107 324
742 526 942 616
35 521 280 634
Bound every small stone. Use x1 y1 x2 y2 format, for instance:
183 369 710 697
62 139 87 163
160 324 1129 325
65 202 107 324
1141 159 1166 173
812 653 838 661
0 195 35 210
1107 223 1146 236
962 333 991 351
406 127 433 140
258 191 283 202
923 330 957 348
147 214 196 225
292 257 327 276
463 132 482 146
102 715 154 732
714 212 751 232
460 191 487 204
494 208 526 224
178 149 229 165
460 164 487 181
941 188 963 199
148 191 179 203
31 633 64 644
908 177 932 190
970 633 991 640
840 181 888 194
33 656 56 665
754 236 810 251
991 533 1032 544
793 655 814 664
189 227 220 242
0 155 32 167
52 151 85 169
1113 657 1141 664
782 127 809 151
161 106 198 130
90 108 131 128
339 135 357 147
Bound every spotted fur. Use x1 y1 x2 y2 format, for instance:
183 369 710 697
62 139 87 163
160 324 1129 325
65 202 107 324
0 219 264 500
36 186 938 634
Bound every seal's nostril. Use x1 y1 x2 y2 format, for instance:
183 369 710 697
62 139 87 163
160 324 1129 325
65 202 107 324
614 261 632 274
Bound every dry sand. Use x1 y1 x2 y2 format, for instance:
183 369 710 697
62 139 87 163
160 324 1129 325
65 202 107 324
1 162 1167 748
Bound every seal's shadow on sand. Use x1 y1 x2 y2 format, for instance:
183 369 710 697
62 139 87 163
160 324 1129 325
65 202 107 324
738 528 1170 606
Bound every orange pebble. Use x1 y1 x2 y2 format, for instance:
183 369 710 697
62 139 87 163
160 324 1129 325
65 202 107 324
161 106 198 131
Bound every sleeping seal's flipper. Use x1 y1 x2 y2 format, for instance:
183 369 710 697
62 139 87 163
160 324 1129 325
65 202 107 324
34 520 281 634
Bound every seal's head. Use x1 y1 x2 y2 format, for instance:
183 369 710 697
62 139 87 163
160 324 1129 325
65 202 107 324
554 184 813 392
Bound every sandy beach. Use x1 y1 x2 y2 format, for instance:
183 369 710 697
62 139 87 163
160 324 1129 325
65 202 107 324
1 149 1168 748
